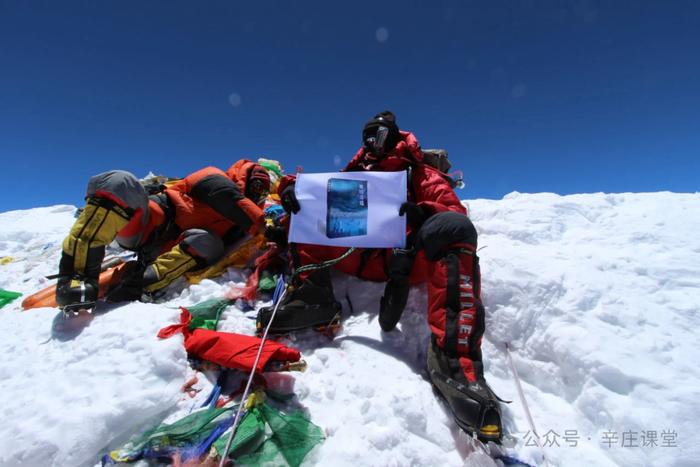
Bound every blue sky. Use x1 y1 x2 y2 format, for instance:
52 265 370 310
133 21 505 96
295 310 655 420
1 1 698 211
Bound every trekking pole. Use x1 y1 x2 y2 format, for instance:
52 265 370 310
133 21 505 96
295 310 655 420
217 247 356 466
504 342 549 467
217 276 288 467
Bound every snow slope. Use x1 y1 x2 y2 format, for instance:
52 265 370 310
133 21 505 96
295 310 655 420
0 192 698 467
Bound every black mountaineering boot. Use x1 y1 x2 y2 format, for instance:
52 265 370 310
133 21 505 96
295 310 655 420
56 251 100 313
256 268 341 334
427 339 503 443
378 248 415 331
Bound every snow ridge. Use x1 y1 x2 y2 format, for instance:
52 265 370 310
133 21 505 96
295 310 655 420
0 192 698 467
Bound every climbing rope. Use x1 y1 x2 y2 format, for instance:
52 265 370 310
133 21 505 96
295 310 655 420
291 247 356 279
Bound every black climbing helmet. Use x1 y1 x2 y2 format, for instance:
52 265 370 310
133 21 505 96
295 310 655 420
362 110 401 157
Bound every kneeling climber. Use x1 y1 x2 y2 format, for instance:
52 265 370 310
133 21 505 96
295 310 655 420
55 160 271 310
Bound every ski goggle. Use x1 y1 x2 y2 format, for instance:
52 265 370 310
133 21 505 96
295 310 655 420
246 178 270 204
364 125 389 157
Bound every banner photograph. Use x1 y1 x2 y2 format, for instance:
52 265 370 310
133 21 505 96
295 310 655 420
289 171 407 248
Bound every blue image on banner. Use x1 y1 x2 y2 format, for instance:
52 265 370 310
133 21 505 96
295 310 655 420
326 178 368 238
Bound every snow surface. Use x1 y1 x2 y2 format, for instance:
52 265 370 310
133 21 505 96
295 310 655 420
0 192 698 467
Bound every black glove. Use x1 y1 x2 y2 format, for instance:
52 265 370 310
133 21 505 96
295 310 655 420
104 260 147 302
265 225 288 248
399 202 429 229
280 184 300 214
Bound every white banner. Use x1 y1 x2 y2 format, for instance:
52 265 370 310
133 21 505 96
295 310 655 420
288 171 407 248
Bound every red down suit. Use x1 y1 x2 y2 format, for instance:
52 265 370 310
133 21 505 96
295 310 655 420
165 163 265 242
285 132 486 382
